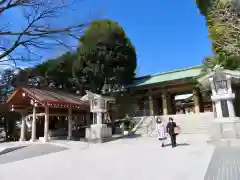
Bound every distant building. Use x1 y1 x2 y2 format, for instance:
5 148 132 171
128 65 240 117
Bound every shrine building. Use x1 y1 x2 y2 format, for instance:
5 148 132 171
129 65 212 116
6 65 240 141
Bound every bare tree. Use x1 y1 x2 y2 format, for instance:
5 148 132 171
0 0 89 66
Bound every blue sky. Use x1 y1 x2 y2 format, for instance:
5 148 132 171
103 0 212 76
2 0 212 76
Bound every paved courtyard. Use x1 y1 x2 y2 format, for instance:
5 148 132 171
0 134 215 180
205 147 240 180
0 144 68 164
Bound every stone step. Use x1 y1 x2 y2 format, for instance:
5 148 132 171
134 112 214 135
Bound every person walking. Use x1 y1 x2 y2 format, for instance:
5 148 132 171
156 117 167 147
166 117 177 148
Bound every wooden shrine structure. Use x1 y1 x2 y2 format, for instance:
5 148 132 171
7 87 90 142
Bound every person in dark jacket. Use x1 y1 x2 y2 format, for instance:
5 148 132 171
166 117 177 148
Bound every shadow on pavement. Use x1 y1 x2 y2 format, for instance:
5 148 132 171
0 144 68 164
82 133 142 143
0 146 27 155
163 143 190 147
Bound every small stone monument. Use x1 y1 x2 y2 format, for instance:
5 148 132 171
209 65 240 142
84 91 114 142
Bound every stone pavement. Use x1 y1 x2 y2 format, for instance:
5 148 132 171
205 147 240 180
0 134 214 180
0 144 68 164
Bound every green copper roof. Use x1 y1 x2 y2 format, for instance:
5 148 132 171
132 65 202 87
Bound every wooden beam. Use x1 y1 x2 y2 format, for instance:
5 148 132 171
27 112 85 119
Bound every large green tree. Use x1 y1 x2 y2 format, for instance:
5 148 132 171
33 52 77 89
202 54 240 74
75 19 137 93
9 19 137 107
196 0 240 56
195 0 213 16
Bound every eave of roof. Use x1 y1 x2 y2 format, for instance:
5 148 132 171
130 65 203 87
7 87 89 109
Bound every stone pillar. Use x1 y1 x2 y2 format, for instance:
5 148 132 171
31 106 37 142
149 96 154 116
43 106 49 142
96 112 102 125
193 88 200 113
67 108 72 140
215 101 223 118
227 100 235 117
19 113 26 142
212 102 217 117
162 92 168 115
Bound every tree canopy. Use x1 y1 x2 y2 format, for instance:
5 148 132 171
196 0 240 56
7 19 137 96
76 19 137 93
195 0 213 16
202 55 240 74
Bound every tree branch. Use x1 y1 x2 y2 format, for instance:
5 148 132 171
0 0 88 63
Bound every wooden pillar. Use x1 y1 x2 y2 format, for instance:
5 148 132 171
154 97 160 115
44 106 49 142
170 93 176 114
149 96 154 116
193 88 200 113
67 108 72 140
19 112 26 142
31 106 37 142
86 112 91 127
162 91 168 115
167 93 173 114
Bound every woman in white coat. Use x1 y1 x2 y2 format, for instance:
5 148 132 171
156 117 167 147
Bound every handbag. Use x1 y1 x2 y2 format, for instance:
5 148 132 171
174 126 180 135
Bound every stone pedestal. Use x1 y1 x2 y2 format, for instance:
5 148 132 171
39 134 50 143
85 124 112 142
211 118 240 139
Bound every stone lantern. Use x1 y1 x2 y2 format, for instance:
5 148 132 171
84 91 115 142
197 65 240 145
208 66 240 140
209 67 235 118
